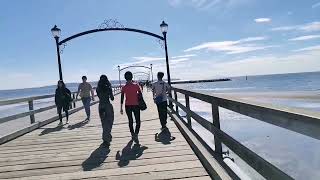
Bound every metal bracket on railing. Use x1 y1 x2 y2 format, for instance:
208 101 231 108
222 150 234 161
222 150 230 156
223 156 235 162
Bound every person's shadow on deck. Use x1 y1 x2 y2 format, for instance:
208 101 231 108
39 125 63 136
116 140 148 167
67 119 89 130
155 128 176 145
82 144 111 171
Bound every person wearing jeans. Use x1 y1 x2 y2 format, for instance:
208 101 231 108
76 76 95 120
55 80 72 125
120 71 142 144
152 72 170 130
96 75 114 148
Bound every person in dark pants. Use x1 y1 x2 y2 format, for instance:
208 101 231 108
152 72 170 130
120 71 142 144
76 76 95 120
55 80 72 125
96 75 114 148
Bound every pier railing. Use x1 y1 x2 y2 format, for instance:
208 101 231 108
168 87 320 180
0 86 122 144
0 86 122 124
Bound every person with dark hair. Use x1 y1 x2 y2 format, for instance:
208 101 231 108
55 80 72 125
96 75 114 147
76 76 95 120
120 71 142 144
152 72 170 130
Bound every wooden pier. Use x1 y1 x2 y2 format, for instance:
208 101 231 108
1 86 320 179
0 92 212 180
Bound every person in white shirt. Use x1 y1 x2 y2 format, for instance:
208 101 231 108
76 76 95 120
152 72 170 130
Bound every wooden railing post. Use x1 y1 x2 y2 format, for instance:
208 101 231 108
212 103 222 156
72 94 76 108
185 94 192 127
28 100 35 124
174 91 179 114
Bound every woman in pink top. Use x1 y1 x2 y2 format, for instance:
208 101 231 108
120 71 142 144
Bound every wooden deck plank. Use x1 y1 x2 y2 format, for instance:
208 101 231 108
9 160 204 180
79 167 209 180
0 92 210 179
0 146 193 167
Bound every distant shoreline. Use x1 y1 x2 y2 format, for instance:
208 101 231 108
0 70 319 91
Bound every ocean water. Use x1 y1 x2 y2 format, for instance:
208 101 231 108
177 71 320 92
0 72 320 179
175 71 320 179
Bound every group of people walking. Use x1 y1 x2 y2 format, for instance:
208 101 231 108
54 71 170 148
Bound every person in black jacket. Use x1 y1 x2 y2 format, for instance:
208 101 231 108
96 75 114 147
55 80 72 125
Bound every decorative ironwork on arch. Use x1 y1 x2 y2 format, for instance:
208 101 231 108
58 19 164 46
51 19 170 89
119 65 151 72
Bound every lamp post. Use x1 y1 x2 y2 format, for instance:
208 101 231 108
150 63 153 82
160 21 171 85
51 25 63 81
160 21 173 109
117 65 121 87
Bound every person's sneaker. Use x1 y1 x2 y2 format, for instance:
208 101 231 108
66 119 69 124
58 121 63 126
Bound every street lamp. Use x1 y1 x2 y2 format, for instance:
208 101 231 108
150 63 153 82
160 21 168 34
160 21 171 85
117 65 121 87
51 25 63 81
160 21 173 109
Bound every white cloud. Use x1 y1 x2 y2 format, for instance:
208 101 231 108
117 54 196 68
132 56 165 63
171 58 190 64
171 54 197 58
289 35 320 41
168 0 221 9
167 0 182 7
255 18 271 23
167 0 249 10
204 50 320 77
184 36 272 54
293 45 320 52
312 2 320 8
271 21 320 32
117 57 165 68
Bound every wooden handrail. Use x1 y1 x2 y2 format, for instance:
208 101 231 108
0 86 122 124
171 87 320 140
167 87 320 179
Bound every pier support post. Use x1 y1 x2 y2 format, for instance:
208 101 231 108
174 91 179 114
185 94 192 127
212 103 222 156
28 100 35 124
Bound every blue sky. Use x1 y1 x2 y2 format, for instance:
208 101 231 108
0 0 320 89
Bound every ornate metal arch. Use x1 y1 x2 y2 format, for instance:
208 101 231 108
132 72 150 75
120 65 151 72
